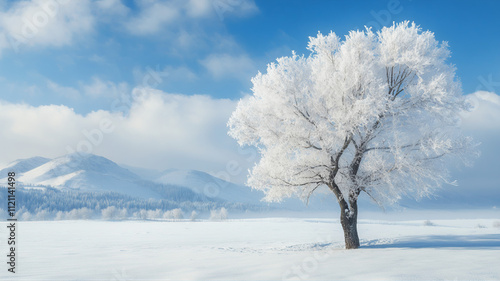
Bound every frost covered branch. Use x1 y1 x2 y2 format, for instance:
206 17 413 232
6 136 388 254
227 21 477 249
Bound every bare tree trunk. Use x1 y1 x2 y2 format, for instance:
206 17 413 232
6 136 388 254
328 182 360 249
340 199 360 249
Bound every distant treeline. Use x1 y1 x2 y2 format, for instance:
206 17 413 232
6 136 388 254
0 186 267 220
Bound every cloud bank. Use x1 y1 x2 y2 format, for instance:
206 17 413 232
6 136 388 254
0 88 256 183
0 90 498 186
0 0 258 54
0 0 94 53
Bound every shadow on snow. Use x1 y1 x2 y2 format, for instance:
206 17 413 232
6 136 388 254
363 234 500 249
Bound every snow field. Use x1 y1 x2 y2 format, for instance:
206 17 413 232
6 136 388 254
1 217 499 280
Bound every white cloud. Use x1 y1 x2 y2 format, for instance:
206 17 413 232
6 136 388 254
88 54 107 64
200 53 256 81
186 0 213 18
81 77 129 99
43 78 129 100
185 0 260 19
98 0 259 70
0 101 87 157
455 91 500 195
0 0 95 53
0 0 259 55
0 88 254 180
125 0 258 35
0 90 498 187
47 80 80 99
125 1 180 35
118 0 259 65
133 65 197 86
462 91 500 131
95 0 129 17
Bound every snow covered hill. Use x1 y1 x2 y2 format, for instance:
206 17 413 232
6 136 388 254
1 153 496 211
154 169 265 204
0 153 192 200
0 153 272 209
0 154 332 210
20 153 139 184
153 169 346 210
0 156 51 175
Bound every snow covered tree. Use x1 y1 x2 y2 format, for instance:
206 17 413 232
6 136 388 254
219 207 228 220
102 206 128 220
102 206 118 220
210 207 228 221
190 210 198 221
171 208 184 220
228 22 476 249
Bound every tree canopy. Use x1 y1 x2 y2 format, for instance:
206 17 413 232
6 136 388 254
228 22 476 248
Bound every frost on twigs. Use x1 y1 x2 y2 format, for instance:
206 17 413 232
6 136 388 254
228 21 477 208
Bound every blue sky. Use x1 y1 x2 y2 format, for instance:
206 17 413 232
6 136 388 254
0 0 499 187
0 0 499 114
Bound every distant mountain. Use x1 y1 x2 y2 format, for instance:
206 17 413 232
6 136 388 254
119 164 163 181
398 183 500 210
0 156 51 176
20 153 139 183
153 169 346 210
154 169 265 204
0 154 334 209
1 153 495 212
0 153 194 200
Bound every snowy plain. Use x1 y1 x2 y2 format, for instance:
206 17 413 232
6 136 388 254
2 211 500 281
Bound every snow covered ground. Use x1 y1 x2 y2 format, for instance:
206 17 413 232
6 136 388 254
2 213 500 280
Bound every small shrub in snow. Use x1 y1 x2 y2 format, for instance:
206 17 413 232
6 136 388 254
209 210 218 221
493 221 500 228
134 209 149 220
476 224 486 229
33 209 51 220
102 206 117 220
81 208 93 219
102 206 128 220
0 209 6 220
423 220 434 226
163 211 173 220
147 209 163 220
21 211 32 221
210 207 228 221
163 208 183 221
118 208 128 219
55 209 86 220
55 211 64 220
171 209 183 220
190 210 198 221
67 208 93 220
220 207 228 220
134 209 164 220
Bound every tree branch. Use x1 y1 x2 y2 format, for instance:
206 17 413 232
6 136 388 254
364 142 420 153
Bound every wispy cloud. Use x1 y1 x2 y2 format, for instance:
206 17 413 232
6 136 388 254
119 0 259 61
46 80 81 99
200 53 256 81
0 0 258 54
95 0 130 17
462 91 500 131
81 77 129 99
0 88 247 174
0 0 95 54
124 1 180 35
124 0 257 36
